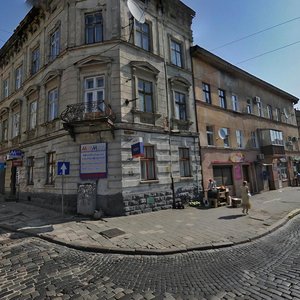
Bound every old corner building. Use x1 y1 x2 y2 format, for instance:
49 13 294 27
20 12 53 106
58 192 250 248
0 0 201 216
191 46 300 197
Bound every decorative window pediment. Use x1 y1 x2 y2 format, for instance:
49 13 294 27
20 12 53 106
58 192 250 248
24 85 40 97
41 70 62 85
0 107 9 116
10 98 22 109
169 76 191 89
130 61 159 76
74 55 113 68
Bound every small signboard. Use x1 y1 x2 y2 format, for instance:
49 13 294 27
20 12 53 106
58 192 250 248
7 149 24 160
12 160 23 167
80 143 107 179
131 137 144 158
57 162 70 175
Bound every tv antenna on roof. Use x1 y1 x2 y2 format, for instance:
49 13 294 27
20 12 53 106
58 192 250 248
127 0 145 24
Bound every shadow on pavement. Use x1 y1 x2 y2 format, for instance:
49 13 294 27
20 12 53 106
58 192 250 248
218 214 245 220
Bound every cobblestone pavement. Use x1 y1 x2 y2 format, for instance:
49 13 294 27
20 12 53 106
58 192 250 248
1 215 300 299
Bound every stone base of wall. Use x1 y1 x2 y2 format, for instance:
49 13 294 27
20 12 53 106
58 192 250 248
18 192 77 214
96 193 124 217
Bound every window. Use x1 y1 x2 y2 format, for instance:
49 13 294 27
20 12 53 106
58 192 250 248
218 89 226 109
50 29 60 60
232 95 239 111
251 131 258 148
274 108 280 122
46 152 56 184
84 76 105 112
141 146 156 180
31 47 40 75
15 66 22 90
1 119 8 142
29 101 37 129
270 130 283 146
12 112 20 138
138 79 153 113
170 40 182 67
206 125 214 146
267 105 273 120
257 102 263 117
3 79 9 98
48 88 58 121
27 156 34 185
213 166 233 186
221 127 230 147
135 21 150 51
179 148 191 177
174 91 187 120
246 99 252 114
236 130 243 148
202 83 211 104
85 12 103 44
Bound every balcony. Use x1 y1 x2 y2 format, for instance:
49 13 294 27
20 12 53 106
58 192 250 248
261 145 285 156
60 101 116 140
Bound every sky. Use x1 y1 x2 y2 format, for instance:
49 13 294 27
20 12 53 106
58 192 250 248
0 0 300 109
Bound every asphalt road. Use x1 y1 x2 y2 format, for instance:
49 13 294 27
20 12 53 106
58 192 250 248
1 214 300 299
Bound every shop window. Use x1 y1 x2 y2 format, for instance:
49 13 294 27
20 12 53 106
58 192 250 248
141 145 156 180
179 148 191 177
46 152 56 185
213 166 233 186
27 156 34 185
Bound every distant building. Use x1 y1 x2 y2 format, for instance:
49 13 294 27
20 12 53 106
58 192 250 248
0 0 201 215
191 46 300 196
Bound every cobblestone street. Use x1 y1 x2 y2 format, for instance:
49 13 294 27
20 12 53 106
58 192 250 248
1 215 300 299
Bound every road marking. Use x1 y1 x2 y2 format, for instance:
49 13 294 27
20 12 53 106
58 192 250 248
263 198 281 204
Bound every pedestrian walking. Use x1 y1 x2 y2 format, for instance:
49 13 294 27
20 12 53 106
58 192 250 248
241 180 251 214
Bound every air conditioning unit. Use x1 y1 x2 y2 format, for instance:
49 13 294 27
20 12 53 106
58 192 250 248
257 154 264 160
288 136 292 141
253 96 261 104
292 136 298 143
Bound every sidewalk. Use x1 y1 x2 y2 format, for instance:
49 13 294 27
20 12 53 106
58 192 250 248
0 187 299 255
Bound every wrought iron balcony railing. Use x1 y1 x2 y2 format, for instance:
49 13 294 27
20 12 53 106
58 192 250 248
60 100 116 123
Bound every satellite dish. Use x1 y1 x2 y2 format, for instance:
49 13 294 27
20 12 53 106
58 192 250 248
127 0 145 23
283 107 289 119
218 128 227 140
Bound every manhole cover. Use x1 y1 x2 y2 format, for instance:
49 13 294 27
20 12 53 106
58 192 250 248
100 228 126 239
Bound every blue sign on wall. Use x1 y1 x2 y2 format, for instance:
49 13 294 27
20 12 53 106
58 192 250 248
57 162 70 175
131 142 144 158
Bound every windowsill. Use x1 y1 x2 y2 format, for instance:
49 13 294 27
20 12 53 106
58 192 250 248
132 109 161 118
41 118 59 127
180 176 193 180
140 179 159 184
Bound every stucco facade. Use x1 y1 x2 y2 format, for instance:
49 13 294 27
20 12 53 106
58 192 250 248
191 46 300 197
0 0 201 216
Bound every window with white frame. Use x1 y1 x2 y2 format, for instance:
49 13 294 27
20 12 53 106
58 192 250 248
218 89 226 109
27 156 34 185
3 79 9 98
50 29 60 60
31 47 40 75
29 101 37 130
236 130 243 148
250 131 258 148
202 82 211 104
206 125 214 146
174 91 187 120
138 79 153 113
232 95 239 111
135 21 150 51
257 101 263 117
84 76 105 112
48 88 58 121
141 145 156 180
15 66 22 90
12 112 20 138
46 152 55 185
246 99 252 114
85 12 103 44
274 108 280 121
179 148 191 177
170 40 182 67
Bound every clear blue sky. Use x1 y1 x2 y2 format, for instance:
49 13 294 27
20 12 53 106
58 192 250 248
0 0 300 109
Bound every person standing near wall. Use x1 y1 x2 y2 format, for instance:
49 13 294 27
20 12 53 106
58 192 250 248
241 180 251 215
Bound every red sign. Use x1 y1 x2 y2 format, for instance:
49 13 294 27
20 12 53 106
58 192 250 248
12 160 23 167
